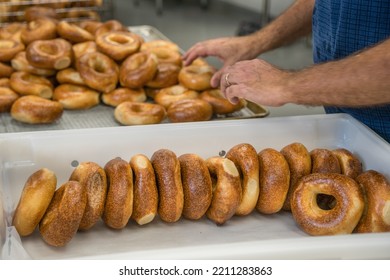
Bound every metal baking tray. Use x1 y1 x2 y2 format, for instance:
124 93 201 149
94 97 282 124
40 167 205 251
1 114 389 259
0 25 268 133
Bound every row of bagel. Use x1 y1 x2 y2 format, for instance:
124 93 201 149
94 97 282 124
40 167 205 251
12 142 390 247
0 10 246 125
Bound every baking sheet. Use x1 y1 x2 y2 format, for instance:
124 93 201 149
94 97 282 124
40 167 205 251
0 25 268 133
1 113 389 260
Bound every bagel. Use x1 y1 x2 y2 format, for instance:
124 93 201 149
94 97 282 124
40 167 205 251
39 181 87 247
0 86 19 112
10 95 63 124
257 148 290 214
291 173 364 235
76 52 119 93
72 41 98 59
114 101 166 125
12 168 57 237
206 156 242 225
26 38 73 70
57 21 95 43
145 63 181 89
178 64 215 91
11 52 56 77
119 51 158 89
140 40 180 53
21 18 57 45
96 31 142 61
280 142 312 211
332 148 363 179
56 68 86 86
148 47 182 66
310 148 341 174
69 162 107 231
0 61 14 78
167 98 213 123
102 87 146 107
95 20 126 37
103 157 133 229
78 20 103 35
53 84 100 110
226 143 260 216
0 23 26 43
151 149 184 223
10 71 53 98
0 39 25 62
200 89 246 115
154 84 198 109
178 153 212 220
129 154 158 225
354 170 390 233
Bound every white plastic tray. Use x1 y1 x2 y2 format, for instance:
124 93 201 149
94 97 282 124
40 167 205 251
1 113 389 260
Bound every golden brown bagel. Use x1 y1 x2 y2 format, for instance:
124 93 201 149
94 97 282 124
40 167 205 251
56 68 86 86
76 52 119 93
69 162 107 231
140 40 180 53
57 21 95 43
129 154 158 225
226 143 260 216
10 95 63 124
114 101 166 126
167 98 213 123
119 51 158 89
154 84 198 109
151 149 184 223
332 148 363 179
0 39 25 62
280 142 312 211
72 41 98 59
53 84 100 110
354 170 390 233
26 38 73 70
0 61 14 78
291 173 364 236
257 148 290 214
10 71 53 98
310 148 341 174
95 20 126 37
102 87 146 107
206 156 242 225
145 63 181 89
178 153 212 220
21 18 57 45
39 180 87 247
96 31 142 61
178 64 215 91
148 47 182 66
11 52 56 77
200 89 246 115
0 86 19 112
103 157 133 229
12 168 57 237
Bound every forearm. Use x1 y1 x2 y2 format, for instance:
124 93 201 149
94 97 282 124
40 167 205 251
285 38 390 106
247 0 315 57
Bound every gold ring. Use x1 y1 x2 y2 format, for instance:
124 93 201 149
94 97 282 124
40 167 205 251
225 73 231 87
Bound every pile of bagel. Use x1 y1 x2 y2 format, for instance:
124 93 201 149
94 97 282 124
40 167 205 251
0 8 246 126
12 142 390 247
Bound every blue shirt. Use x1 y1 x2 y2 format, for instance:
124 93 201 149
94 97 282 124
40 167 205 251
312 0 390 142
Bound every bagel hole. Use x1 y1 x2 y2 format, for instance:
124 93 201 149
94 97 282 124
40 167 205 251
92 60 107 73
39 44 59 55
109 35 131 45
316 194 337 210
